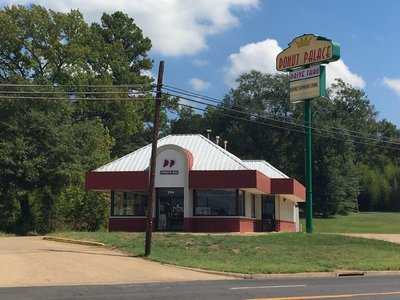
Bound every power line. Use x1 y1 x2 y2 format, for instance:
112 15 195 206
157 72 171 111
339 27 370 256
0 83 154 88
0 90 155 95
177 102 400 152
0 95 154 101
164 84 400 144
1 82 399 148
166 91 400 147
169 92 400 149
165 87 400 147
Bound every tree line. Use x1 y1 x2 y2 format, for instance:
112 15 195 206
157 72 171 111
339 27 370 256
0 5 399 234
171 73 400 217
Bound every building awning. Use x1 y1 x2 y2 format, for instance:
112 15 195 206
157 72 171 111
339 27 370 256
271 178 305 202
85 134 305 202
86 170 305 202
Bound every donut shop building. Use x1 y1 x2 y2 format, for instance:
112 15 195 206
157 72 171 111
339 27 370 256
86 134 305 233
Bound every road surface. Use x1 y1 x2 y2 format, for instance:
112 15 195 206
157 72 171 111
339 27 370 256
1 276 400 299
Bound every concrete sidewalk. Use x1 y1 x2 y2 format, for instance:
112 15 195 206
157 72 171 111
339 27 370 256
344 233 400 244
0 237 229 288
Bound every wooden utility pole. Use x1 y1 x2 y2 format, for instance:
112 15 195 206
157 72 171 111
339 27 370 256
145 61 165 256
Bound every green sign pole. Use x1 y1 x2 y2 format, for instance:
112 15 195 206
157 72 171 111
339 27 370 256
304 98 313 234
304 65 325 234
276 34 337 234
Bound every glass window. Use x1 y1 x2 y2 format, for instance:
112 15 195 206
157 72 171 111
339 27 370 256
194 189 245 216
112 191 148 216
251 194 256 218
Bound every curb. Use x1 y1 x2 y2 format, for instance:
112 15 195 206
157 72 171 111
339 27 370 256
43 236 105 247
166 264 400 280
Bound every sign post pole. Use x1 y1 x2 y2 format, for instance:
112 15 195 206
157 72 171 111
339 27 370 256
276 34 339 234
304 99 313 233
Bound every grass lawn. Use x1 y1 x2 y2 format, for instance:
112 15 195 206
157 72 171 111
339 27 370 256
53 231 400 274
302 212 400 234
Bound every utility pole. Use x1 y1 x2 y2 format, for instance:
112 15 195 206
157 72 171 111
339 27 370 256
304 99 313 233
145 61 165 256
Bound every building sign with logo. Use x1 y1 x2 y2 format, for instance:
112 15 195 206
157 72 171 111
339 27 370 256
276 34 340 72
160 159 179 175
289 65 325 103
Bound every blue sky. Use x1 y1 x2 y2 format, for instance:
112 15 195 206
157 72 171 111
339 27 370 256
2 0 400 126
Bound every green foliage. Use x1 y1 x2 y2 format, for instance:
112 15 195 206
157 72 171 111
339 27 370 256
54 187 109 231
0 5 159 234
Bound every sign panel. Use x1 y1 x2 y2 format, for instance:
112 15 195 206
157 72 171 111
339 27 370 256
289 65 320 82
277 34 340 72
290 77 320 103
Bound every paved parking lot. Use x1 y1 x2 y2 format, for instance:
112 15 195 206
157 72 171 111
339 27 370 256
0 237 227 287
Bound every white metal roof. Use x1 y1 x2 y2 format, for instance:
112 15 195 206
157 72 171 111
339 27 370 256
94 134 289 178
242 160 289 179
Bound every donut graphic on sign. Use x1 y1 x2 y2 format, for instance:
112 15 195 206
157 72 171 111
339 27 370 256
160 159 178 175
163 159 175 168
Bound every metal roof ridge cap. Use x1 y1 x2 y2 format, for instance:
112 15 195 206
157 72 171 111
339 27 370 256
242 159 265 162
94 135 171 171
261 161 289 178
242 160 289 178
198 135 250 170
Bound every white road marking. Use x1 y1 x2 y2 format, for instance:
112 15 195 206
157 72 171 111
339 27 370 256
249 290 400 300
230 284 306 290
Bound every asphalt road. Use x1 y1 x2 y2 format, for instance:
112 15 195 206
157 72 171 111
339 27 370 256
1 275 400 300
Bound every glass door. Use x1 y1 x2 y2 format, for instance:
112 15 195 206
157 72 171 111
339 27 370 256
262 195 276 232
156 188 184 231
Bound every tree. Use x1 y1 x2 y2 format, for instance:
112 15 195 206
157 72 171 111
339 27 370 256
0 5 161 233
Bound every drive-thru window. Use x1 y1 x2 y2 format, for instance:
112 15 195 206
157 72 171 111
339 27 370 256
86 134 305 233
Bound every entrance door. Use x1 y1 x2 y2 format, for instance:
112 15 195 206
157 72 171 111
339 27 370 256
156 188 184 231
261 195 276 232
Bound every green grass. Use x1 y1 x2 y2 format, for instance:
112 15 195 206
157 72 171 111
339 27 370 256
53 231 400 274
302 212 400 234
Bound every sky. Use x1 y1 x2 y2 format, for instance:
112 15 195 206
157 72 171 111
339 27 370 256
1 0 400 126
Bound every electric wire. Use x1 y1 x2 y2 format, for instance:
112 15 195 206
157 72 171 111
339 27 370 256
0 83 155 88
164 84 399 144
177 102 400 152
0 95 155 101
0 90 154 95
0 83 399 148
165 91 400 147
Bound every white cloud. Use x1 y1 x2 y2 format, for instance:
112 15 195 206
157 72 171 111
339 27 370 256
5 0 258 56
383 77 400 96
189 78 211 92
326 60 365 89
225 38 282 86
193 59 209 67
225 38 366 89
140 69 154 79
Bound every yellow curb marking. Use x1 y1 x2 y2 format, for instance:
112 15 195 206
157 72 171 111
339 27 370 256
249 290 400 300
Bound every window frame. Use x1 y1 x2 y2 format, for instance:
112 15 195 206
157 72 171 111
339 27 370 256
193 189 245 217
111 191 148 217
251 194 256 219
